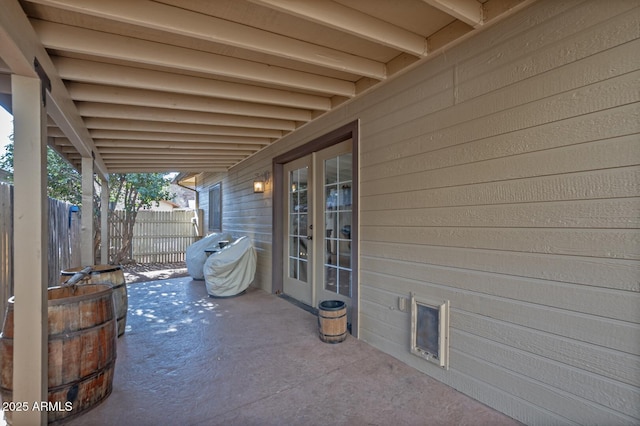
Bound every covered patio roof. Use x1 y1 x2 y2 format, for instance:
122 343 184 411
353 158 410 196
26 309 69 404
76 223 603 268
0 0 532 178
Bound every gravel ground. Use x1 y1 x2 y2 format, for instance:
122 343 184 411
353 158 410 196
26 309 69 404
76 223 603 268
121 261 189 283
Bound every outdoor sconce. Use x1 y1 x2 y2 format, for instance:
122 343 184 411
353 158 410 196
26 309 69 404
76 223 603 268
253 179 265 193
253 171 270 193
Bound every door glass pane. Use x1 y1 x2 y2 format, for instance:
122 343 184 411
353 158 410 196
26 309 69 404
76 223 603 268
299 213 307 234
323 152 352 297
338 213 351 270
288 167 309 283
298 237 308 282
338 154 352 182
339 184 351 207
325 157 337 184
289 236 298 258
289 214 296 234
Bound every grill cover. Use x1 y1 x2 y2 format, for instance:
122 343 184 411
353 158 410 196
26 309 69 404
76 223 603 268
204 236 256 297
186 233 232 280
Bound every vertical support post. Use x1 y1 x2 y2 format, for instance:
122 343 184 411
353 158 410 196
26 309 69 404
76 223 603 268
12 74 48 426
80 156 94 266
100 176 109 264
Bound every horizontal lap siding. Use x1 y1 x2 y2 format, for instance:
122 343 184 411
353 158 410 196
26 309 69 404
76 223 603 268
364 4 638 426
199 168 273 291
197 0 640 424
358 0 640 424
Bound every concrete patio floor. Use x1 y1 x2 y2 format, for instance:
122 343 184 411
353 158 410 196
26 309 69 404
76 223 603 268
63 276 522 426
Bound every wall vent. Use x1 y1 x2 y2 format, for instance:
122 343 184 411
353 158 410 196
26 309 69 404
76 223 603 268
410 293 450 369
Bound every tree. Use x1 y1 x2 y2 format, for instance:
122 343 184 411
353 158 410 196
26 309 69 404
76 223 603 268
2 142 173 265
1 142 82 205
108 173 172 264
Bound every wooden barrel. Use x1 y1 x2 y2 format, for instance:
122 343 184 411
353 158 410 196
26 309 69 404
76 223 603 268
318 300 347 344
60 265 128 337
0 284 117 425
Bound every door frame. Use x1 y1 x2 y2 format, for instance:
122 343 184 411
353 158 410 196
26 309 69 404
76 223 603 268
272 120 360 337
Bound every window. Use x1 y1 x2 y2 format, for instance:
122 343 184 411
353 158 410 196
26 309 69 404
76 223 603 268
410 294 450 369
208 183 221 232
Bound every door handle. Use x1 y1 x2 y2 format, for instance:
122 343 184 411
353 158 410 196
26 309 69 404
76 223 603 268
307 235 313 240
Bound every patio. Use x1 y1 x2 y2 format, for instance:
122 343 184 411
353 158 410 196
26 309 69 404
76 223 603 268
56 277 521 426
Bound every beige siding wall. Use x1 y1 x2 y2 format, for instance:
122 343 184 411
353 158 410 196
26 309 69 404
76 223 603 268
195 0 640 423
196 169 274 290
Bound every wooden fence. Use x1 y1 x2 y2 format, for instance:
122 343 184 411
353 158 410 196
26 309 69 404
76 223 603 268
0 182 81 318
109 210 202 264
0 184 201 316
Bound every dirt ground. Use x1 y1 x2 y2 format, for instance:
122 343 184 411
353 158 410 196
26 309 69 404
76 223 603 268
121 261 190 283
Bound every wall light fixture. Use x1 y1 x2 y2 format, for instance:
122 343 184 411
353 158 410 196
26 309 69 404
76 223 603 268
253 171 270 193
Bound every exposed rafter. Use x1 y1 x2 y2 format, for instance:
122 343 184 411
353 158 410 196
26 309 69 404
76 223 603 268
1 0 530 173
80 118 285 139
54 57 332 111
66 83 313 122
27 0 387 79
91 132 271 146
54 137 268 151
250 0 427 56
32 19 359 96
422 0 484 28
0 0 108 178
75 103 297 130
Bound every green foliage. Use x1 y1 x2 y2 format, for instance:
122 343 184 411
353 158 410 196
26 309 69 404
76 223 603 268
2 140 174 264
0 143 13 176
109 173 172 213
47 147 82 205
1 142 82 205
1 142 171 210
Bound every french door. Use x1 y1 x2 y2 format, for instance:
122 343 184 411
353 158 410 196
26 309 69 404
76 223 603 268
283 141 353 315
283 155 313 305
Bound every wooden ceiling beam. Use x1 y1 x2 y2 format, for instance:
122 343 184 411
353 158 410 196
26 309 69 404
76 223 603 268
102 159 236 164
63 153 248 162
54 57 331 111
54 137 265 151
251 0 427 57
88 130 271 145
100 154 239 160
109 166 228 173
0 0 108 178
82 118 284 139
76 102 296 131
65 150 241 161
427 19 473 52
94 144 264 154
88 152 248 159
32 19 357 96
66 83 312 122
101 159 237 166
28 0 386 79
421 0 484 28
72 154 241 163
